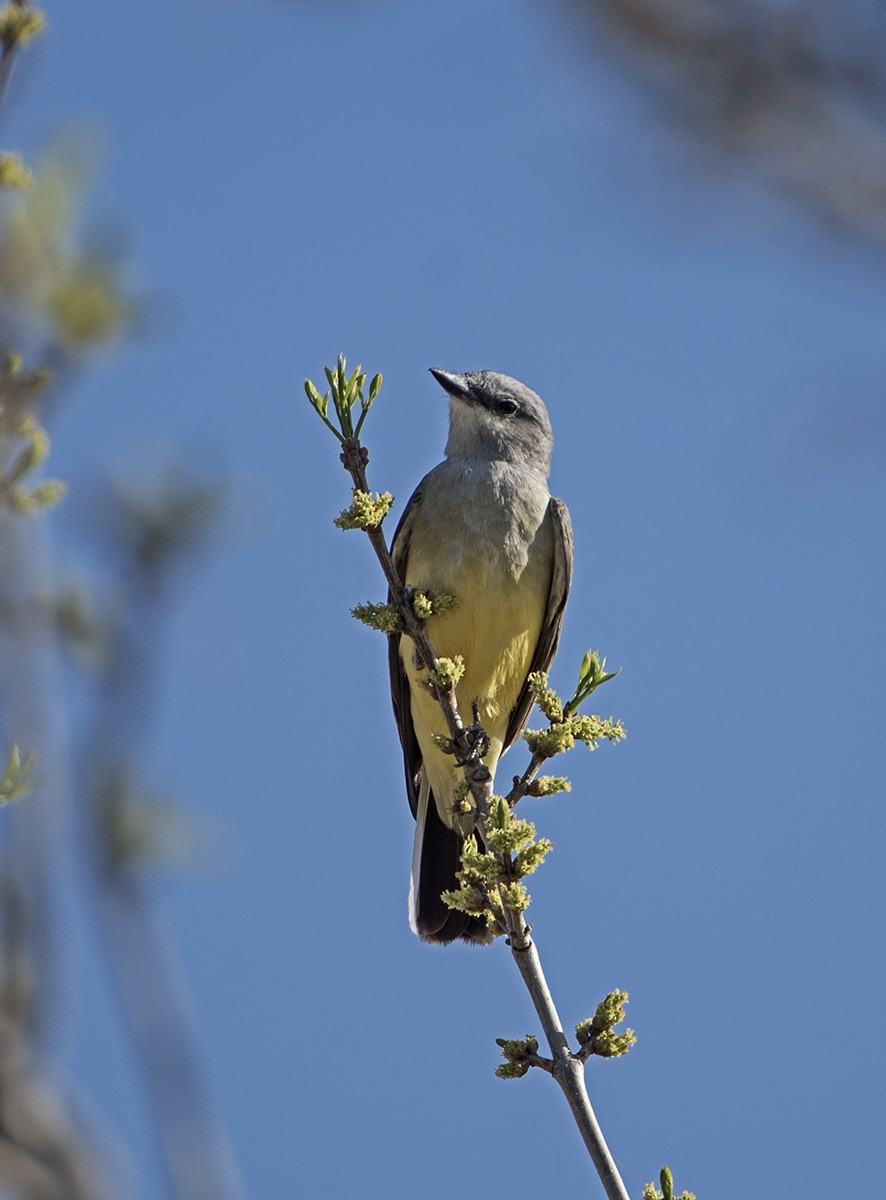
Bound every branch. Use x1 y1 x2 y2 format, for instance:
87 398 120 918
0 870 113 1199
337 434 494 817
74 472 244 1200
509 937 630 1200
0 2 46 111
310 364 631 1197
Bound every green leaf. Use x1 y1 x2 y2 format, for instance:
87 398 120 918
0 152 33 190
661 1166 673 1200
0 743 37 804
4 426 49 484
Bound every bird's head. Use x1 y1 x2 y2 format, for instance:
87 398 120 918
430 368 553 476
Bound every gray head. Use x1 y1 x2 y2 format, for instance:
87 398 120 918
430 368 554 476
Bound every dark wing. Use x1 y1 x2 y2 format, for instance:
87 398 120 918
388 485 493 944
501 496 574 755
387 485 424 819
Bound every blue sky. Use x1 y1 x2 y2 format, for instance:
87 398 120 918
5 1 885 1197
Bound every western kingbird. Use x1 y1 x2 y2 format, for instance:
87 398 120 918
389 369 573 944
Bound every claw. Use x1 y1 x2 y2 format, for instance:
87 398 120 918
454 721 491 767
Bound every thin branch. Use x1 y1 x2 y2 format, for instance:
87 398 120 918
504 748 549 807
0 2 45 115
562 0 886 247
0 870 114 1200
90 851 245 1200
340 431 630 1200
0 31 20 109
73 480 245 1200
339 438 493 812
509 929 630 1200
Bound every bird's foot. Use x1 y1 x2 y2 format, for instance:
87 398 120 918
454 719 490 767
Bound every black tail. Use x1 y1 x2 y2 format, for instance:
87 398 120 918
412 792 493 945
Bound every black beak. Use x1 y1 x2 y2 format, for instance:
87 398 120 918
429 368 472 400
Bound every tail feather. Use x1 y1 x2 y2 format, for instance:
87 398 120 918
409 780 492 946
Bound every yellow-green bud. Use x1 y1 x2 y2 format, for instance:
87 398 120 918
490 795 510 830
411 591 434 620
350 601 401 634
495 1060 529 1079
513 838 552 876
493 1033 540 1078
485 813 536 856
0 152 32 190
593 1028 636 1057
661 1167 673 1200
523 724 575 758
499 882 530 912
441 885 487 916
451 781 473 816
527 670 564 722
576 989 635 1057
424 655 465 690
0 743 37 804
527 776 571 796
5 427 49 485
333 489 393 530
456 837 502 888
7 480 67 513
570 713 626 748
411 589 457 621
0 5 46 48
592 988 630 1033
304 377 329 416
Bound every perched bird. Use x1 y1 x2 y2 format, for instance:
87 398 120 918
389 369 573 944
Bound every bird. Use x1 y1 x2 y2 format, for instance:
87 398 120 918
388 369 573 944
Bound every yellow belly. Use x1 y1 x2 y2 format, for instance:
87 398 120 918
401 547 548 829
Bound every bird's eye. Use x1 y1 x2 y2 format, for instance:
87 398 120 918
495 399 519 417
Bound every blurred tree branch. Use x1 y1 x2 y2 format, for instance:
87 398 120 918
62 468 245 1200
0 871 113 1200
0 6 246 1198
559 0 886 244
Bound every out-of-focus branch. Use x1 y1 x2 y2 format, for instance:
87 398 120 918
0 8 134 1194
90 803 245 1200
70 468 245 1200
0 871 113 1199
0 2 46 109
0 49 239 1200
559 0 886 245
0 10 245 1198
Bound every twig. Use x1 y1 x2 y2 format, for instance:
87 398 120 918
91 852 244 1200
339 438 493 811
0 2 45 114
75 485 245 1200
504 748 549 807
340 433 629 1200
508 924 630 1200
